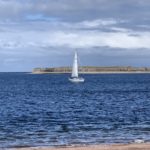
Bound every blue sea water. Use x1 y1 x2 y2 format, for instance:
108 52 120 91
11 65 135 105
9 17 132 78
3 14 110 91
0 73 150 148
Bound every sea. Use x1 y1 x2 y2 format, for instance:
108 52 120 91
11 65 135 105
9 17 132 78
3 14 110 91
0 73 150 148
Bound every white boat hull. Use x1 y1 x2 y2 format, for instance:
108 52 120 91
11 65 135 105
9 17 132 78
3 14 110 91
69 77 85 83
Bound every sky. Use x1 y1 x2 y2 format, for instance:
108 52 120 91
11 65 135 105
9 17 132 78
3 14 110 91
0 0 150 71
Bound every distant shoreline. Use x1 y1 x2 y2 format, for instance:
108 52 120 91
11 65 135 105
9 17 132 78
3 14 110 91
31 71 150 74
32 66 150 74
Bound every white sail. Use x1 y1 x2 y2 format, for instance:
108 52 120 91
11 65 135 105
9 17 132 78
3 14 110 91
71 51 78 78
69 51 84 82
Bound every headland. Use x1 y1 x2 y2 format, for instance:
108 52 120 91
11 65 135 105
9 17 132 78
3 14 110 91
32 66 150 74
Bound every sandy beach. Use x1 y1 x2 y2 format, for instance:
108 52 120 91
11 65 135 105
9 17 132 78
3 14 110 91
11 143 150 150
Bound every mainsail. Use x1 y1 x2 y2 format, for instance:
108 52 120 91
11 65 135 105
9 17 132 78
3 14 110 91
71 51 78 78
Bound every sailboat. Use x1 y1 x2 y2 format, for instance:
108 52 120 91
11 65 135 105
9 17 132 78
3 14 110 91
69 51 85 83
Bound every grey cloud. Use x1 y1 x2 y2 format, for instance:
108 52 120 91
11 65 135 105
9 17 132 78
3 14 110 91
0 0 150 22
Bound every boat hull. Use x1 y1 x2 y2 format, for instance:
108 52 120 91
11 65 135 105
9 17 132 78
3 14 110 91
69 77 85 83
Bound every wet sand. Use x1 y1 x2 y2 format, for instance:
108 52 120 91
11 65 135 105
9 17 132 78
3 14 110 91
12 143 150 150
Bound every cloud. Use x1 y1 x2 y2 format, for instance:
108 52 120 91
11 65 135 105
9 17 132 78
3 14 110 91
46 30 150 49
0 20 150 51
0 0 150 22
0 0 150 71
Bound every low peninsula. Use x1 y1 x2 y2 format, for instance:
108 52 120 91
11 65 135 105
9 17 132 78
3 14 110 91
32 66 150 74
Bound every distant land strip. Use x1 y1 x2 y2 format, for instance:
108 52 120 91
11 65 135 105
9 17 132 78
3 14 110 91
32 66 150 74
